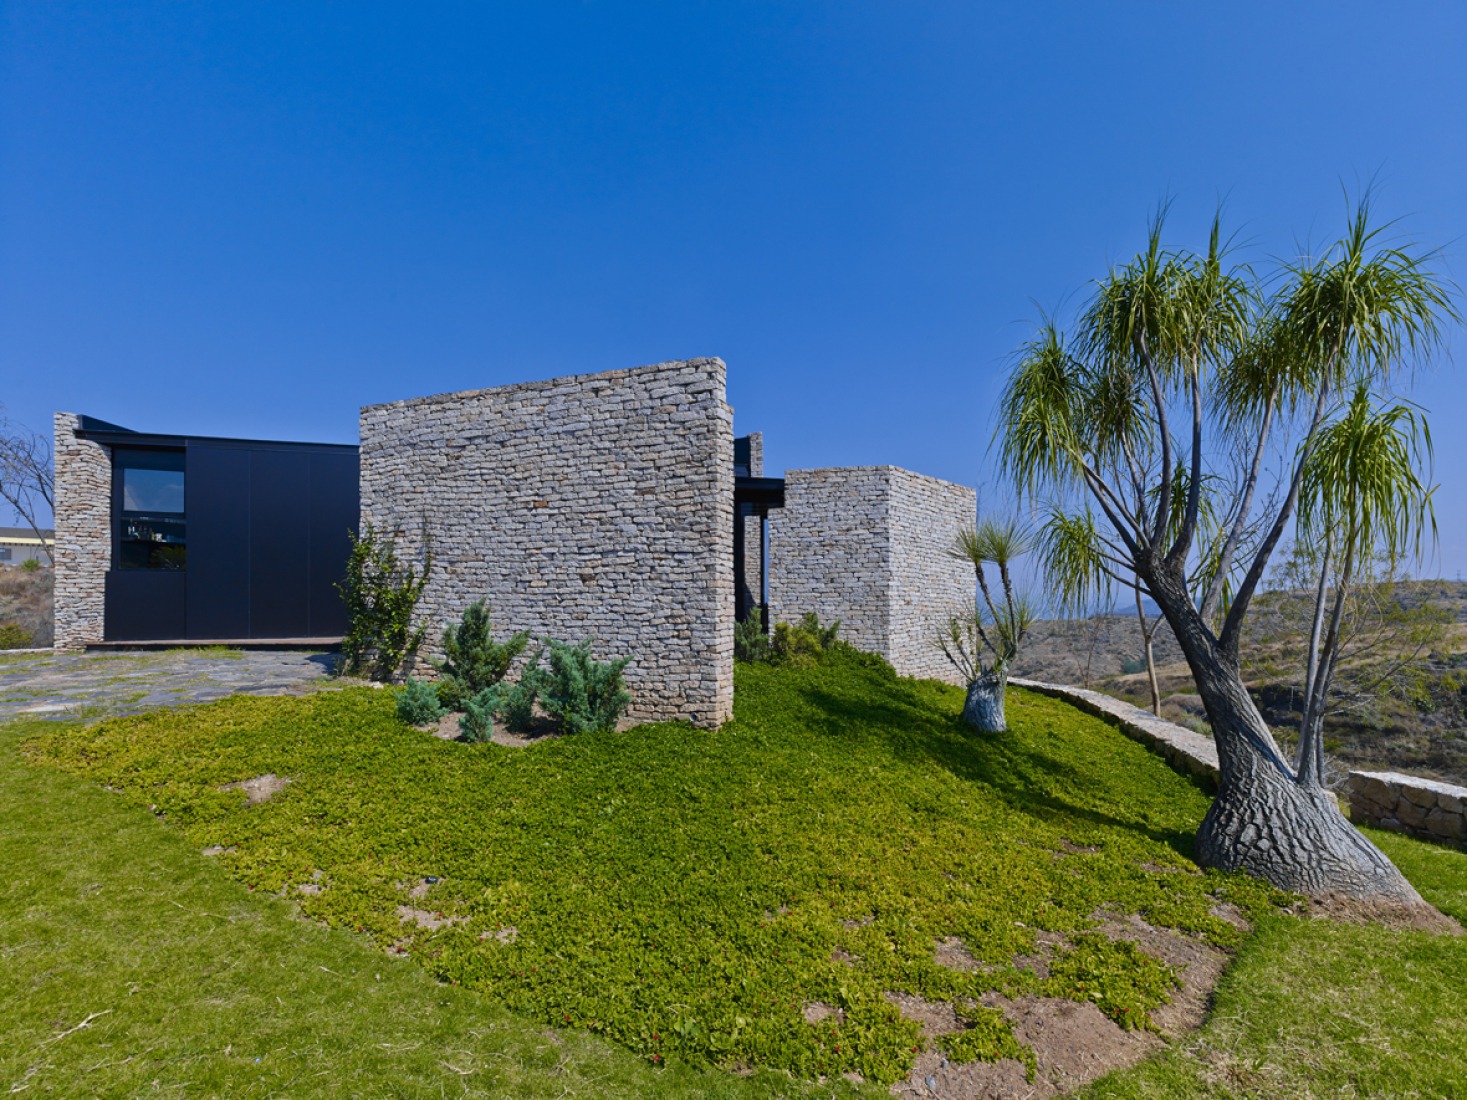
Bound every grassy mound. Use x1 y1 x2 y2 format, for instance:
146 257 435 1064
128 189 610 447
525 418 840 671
26 650 1286 1084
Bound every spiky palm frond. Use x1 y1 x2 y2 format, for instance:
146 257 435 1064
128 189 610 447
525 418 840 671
1298 384 1436 564
1037 507 1111 617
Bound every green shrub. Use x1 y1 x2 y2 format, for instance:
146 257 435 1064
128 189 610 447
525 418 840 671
458 686 502 742
20 556 41 573
1121 656 1148 675
497 652 542 732
337 523 430 682
0 622 33 649
434 678 460 710
435 600 529 708
532 640 631 736
394 677 444 726
733 607 772 663
769 612 840 668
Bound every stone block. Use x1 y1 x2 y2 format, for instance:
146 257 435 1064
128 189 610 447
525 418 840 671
1396 798 1429 830
1423 808 1464 841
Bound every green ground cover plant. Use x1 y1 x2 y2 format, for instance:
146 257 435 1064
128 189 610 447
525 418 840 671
0 716 824 1099
1078 827 1467 1099
25 649 1290 1085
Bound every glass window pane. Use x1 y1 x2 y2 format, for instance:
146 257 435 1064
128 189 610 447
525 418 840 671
122 468 185 513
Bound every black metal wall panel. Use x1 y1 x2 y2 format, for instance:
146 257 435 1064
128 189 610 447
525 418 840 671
307 451 359 635
185 444 251 639
249 449 312 638
105 571 186 640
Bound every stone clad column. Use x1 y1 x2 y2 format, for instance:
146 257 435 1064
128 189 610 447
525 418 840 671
53 413 111 649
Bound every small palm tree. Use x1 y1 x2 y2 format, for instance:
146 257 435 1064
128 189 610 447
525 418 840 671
938 518 1035 731
1293 384 1435 786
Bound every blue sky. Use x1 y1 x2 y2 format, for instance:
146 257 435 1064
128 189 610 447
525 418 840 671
4 2 1466 576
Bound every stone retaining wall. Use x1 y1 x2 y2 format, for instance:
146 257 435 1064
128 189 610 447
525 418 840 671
1347 771 1466 846
358 358 734 729
768 466 974 683
52 413 110 650
1010 678 1220 789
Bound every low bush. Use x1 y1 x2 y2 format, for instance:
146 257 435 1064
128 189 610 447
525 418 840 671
0 622 33 649
531 639 631 736
20 556 41 573
458 686 502 742
770 612 840 668
394 677 444 726
497 653 542 732
337 524 430 682
734 607 772 664
435 600 529 711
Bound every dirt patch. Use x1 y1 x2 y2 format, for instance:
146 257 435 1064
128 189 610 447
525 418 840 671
1208 900 1250 930
894 1050 1032 1100
220 774 291 805
431 711 565 747
883 992 963 1037
485 925 518 944
395 905 465 931
200 845 234 857
802 1001 844 1025
296 882 324 896
1307 893 1463 935
934 936 984 972
894 994 1166 1098
1089 909 1230 1036
842 915 875 930
1011 930 1066 980
894 909 1245 1097
831 946 859 966
1056 839 1100 854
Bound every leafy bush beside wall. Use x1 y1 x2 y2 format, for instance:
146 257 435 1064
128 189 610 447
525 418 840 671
337 523 430 682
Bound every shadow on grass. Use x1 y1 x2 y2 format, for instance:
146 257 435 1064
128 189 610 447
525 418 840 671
797 675 1199 858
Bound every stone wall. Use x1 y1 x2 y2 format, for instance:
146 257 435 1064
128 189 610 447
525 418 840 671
1347 771 1465 846
768 467 891 656
359 359 734 728
52 413 110 649
888 468 977 683
767 466 974 683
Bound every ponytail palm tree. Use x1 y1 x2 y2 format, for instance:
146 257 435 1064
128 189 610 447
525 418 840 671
1001 201 1456 914
939 518 1035 731
1293 386 1436 787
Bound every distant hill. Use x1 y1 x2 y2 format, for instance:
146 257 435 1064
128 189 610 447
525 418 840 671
1011 581 1467 789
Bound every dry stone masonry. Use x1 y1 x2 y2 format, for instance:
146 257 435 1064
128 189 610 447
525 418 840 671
1347 771 1466 846
359 358 734 728
52 413 110 649
768 466 975 684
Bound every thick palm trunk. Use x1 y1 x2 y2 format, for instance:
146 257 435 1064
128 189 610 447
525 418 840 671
1148 566 1433 910
961 670 1007 732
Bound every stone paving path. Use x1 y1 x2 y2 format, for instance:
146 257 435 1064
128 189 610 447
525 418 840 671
0 648 342 722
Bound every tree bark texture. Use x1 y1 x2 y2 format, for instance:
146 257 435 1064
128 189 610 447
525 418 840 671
1149 563 1431 908
962 671 1007 733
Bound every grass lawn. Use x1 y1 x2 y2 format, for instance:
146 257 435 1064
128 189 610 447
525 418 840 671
7 648 1466 1096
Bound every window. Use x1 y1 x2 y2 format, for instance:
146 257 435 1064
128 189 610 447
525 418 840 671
0 547 11 562
114 449 186 570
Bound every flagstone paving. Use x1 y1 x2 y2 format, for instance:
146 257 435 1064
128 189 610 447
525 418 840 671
0 648 344 722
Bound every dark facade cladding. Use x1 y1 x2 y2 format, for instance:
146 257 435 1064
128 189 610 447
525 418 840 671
74 417 359 642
